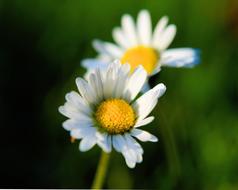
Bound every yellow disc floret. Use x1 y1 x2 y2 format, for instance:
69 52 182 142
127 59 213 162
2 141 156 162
121 46 159 74
95 99 136 134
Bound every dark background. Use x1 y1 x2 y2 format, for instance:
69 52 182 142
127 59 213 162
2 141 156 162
0 0 238 189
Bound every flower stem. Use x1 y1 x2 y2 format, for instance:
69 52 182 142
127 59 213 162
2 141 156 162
91 151 110 189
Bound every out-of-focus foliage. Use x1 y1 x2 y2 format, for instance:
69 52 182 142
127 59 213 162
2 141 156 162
0 0 238 189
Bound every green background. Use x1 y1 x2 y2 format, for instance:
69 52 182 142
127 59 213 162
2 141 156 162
1 0 238 189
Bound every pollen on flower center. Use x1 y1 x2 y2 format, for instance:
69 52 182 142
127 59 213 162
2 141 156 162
121 46 159 74
95 99 136 134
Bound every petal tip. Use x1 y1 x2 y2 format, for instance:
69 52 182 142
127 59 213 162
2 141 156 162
151 136 159 142
58 106 64 114
139 9 149 16
157 83 167 92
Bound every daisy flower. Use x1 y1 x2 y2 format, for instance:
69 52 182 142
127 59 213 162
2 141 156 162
82 10 200 89
59 60 166 168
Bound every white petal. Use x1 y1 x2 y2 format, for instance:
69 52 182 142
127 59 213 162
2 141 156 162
63 119 77 131
150 61 161 76
113 63 130 98
102 60 122 99
81 59 108 70
133 83 166 121
137 10 152 45
121 14 138 46
75 77 97 105
113 134 143 168
156 24 176 51
141 80 150 93
134 116 155 128
112 135 126 153
88 72 104 102
96 132 112 153
126 136 143 165
137 154 143 163
70 129 84 139
123 134 143 166
58 103 92 120
160 48 201 68
79 135 97 152
123 65 147 102
70 126 96 139
131 129 158 142
96 61 110 85
102 42 124 58
92 39 108 54
124 134 144 155
122 136 137 168
65 91 91 115
105 135 112 152
152 16 169 48
62 118 93 131
151 83 166 98
97 54 112 63
112 27 130 49
103 64 116 99
122 151 136 168
93 40 123 58
121 148 137 168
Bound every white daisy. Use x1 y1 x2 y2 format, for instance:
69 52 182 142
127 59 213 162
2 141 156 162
82 10 200 89
59 60 166 168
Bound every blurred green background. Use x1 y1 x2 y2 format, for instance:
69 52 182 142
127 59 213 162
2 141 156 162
1 0 238 189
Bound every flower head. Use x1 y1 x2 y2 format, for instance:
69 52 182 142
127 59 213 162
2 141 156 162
59 60 166 168
82 10 200 89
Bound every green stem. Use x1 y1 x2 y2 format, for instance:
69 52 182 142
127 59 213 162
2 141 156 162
91 151 110 189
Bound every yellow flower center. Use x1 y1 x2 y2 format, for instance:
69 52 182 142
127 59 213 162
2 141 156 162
95 99 136 134
121 46 159 74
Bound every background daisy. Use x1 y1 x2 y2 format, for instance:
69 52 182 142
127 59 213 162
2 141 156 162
82 9 200 87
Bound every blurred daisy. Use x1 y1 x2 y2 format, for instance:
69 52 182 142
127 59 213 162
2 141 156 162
59 60 166 168
82 10 200 89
